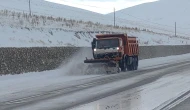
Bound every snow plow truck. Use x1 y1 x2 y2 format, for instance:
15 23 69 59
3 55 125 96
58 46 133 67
84 34 139 73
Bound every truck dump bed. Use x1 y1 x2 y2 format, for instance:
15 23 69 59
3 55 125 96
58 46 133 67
96 34 139 56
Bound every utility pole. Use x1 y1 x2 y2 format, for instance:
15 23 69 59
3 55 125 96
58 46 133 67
175 22 176 37
29 0 31 16
114 7 115 27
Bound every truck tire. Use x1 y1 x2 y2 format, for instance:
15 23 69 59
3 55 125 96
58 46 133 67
127 57 133 71
132 57 136 70
120 56 126 72
134 56 139 70
135 57 139 70
127 65 133 71
117 67 121 73
131 56 139 70
127 57 139 71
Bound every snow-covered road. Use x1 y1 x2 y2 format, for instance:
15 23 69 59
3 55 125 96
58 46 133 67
1 53 190 110
71 63 190 110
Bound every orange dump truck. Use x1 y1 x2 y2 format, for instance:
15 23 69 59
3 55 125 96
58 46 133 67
84 34 139 73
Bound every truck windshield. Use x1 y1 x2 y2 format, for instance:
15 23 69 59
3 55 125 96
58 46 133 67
96 39 119 49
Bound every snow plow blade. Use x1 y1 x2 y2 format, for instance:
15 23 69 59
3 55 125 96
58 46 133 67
84 59 110 63
84 59 118 67
84 58 120 74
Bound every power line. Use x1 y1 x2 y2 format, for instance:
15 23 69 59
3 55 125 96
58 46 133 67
113 16 190 37
118 12 175 28
117 11 190 30
115 11 190 36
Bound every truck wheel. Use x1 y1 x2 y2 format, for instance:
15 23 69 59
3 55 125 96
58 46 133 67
127 57 138 71
131 58 137 70
135 57 139 70
117 67 121 73
120 56 126 72
127 57 133 71
127 65 133 71
132 57 139 70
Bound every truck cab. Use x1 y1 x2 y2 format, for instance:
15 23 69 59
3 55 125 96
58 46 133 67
92 37 124 60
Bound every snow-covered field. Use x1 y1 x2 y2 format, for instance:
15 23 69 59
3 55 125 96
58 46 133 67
0 0 190 47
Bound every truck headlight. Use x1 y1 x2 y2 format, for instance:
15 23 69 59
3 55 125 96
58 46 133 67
94 48 97 51
117 47 119 50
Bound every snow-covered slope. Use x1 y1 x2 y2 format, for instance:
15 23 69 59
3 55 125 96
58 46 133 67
0 0 190 47
0 0 154 27
1 0 187 33
108 0 190 36
1 27 189 47
0 0 113 25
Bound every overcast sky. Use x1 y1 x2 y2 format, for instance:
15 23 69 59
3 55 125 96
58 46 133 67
45 0 158 14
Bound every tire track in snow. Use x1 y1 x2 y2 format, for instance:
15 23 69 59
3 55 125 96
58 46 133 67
154 90 190 110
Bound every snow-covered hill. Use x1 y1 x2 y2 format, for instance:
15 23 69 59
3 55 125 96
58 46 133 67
1 0 187 34
0 0 113 25
0 0 190 47
108 0 190 36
